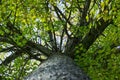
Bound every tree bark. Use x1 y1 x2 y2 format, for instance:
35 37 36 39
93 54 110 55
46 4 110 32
24 54 90 80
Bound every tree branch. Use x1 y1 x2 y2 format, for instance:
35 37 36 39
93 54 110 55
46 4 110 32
26 41 52 56
53 6 71 38
53 6 73 26
64 18 112 58
0 43 48 66
80 0 91 26
0 46 15 52
60 29 64 51
81 18 112 50
0 36 17 46
0 49 22 66
48 30 58 52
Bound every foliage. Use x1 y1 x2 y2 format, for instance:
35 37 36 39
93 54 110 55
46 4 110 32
75 25 120 80
0 0 120 80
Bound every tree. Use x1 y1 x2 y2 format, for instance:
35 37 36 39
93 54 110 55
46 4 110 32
0 0 120 79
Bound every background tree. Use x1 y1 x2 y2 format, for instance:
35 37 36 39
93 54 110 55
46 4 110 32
0 0 120 79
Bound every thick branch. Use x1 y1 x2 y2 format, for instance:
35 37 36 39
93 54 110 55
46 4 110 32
0 49 22 66
64 18 112 58
81 18 112 50
26 41 52 56
0 43 47 66
0 37 52 56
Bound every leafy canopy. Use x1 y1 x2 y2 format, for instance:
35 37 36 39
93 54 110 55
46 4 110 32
0 0 120 79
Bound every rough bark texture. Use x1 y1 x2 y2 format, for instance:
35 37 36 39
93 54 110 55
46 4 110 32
24 54 90 80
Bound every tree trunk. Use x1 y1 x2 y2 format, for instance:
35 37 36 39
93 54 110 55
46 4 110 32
24 54 90 80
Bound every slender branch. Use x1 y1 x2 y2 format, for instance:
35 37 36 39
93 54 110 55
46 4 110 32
80 0 91 26
53 6 71 38
7 20 22 35
64 23 71 38
60 29 64 51
52 26 58 52
53 6 73 26
0 46 15 52
0 36 17 46
76 0 83 13
64 7 72 38
48 30 58 52
54 6 62 21
66 2 72 21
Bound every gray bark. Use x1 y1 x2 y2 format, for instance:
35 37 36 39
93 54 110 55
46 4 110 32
24 54 90 80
